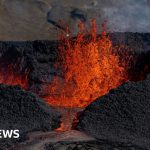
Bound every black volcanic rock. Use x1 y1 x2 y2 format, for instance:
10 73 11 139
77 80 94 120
46 141 144 150
110 32 150 52
77 75 150 150
0 40 59 96
0 84 61 150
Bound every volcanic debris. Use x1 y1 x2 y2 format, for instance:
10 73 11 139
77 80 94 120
77 75 150 149
0 84 61 150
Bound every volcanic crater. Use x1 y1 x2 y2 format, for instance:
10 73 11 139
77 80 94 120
0 24 150 149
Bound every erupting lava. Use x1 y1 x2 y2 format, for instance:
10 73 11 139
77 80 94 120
45 20 128 108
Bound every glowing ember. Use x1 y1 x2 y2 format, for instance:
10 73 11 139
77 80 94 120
0 64 29 89
45 20 128 108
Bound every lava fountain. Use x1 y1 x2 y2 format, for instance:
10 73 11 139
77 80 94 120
45 20 128 108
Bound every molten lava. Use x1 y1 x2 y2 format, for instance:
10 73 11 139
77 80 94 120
45 20 128 108
0 64 28 89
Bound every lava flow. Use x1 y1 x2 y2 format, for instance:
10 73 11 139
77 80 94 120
45 20 128 108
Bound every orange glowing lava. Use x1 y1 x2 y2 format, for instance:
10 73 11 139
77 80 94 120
45 20 128 108
0 64 29 89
